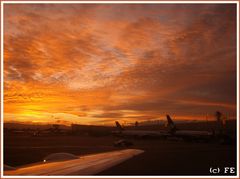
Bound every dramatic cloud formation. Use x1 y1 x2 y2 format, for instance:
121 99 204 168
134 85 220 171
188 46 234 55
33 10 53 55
4 4 236 125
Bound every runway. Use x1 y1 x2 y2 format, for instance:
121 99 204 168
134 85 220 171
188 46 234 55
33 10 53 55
4 135 236 176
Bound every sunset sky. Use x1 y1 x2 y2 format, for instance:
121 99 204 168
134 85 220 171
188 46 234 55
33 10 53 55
4 3 237 125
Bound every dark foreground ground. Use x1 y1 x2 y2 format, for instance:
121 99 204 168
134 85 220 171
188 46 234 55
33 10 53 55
4 135 237 176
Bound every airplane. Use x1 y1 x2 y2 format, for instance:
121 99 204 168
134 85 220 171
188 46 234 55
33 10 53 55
4 149 144 176
114 111 230 142
165 113 225 142
113 121 170 138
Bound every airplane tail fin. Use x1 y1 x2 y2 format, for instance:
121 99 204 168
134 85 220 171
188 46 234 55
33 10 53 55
166 115 177 133
215 111 226 135
115 121 124 131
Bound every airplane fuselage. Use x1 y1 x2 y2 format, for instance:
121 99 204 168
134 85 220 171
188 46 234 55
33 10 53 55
113 130 169 138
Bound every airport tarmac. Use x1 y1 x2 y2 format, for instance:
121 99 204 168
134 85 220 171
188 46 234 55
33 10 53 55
4 135 236 176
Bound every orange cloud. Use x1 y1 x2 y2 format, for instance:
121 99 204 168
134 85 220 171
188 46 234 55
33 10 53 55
3 4 237 125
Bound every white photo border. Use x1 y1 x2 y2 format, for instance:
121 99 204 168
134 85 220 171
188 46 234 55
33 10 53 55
1 1 239 178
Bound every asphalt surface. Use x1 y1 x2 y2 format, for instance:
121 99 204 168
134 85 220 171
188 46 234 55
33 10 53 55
4 135 237 176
